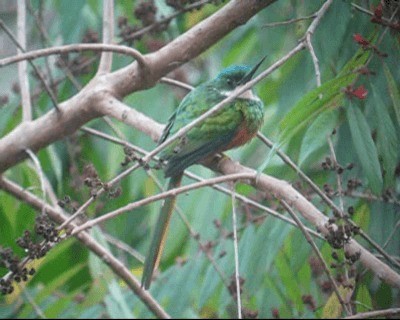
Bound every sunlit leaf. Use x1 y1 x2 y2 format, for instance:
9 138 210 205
355 284 372 313
322 281 354 319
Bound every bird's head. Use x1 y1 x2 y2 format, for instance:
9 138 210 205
210 57 265 100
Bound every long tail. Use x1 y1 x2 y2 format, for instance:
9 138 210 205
141 174 183 289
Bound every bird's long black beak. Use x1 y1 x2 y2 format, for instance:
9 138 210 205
239 56 266 85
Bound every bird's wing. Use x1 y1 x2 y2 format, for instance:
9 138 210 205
159 84 244 177
162 126 238 177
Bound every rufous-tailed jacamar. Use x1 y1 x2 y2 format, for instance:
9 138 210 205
141 58 265 289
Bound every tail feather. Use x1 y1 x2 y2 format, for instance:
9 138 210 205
141 174 183 289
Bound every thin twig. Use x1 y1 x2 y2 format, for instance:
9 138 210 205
71 173 257 235
26 1 82 90
256 132 343 215
0 43 147 69
327 135 344 216
17 0 32 121
160 77 194 91
262 14 317 28
81 125 323 239
30 1 57 99
104 233 145 263
25 2 123 148
350 3 375 17
327 134 352 306
343 190 400 207
306 32 321 88
307 0 334 34
25 148 46 213
58 161 141 230
80 124 325 298
139 41 305 168
350 2 399 26
281 200 351 316
383 219 400 249
0 18 60 111
256 132 400 270
231 181 242 319
0 177 170 319
186 171 323 239
146 169 231 288
97 0 115 74
121 0 216 43
19 283 47 319
342 307 400 319
356 3 400 73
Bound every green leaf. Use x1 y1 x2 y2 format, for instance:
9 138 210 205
279 76 345 143
322 283 354 319
0 104 18 136
298 109 339 167
371 84 399 187
199 257 223 309
383 63 400 127
17 263 85 318
352 203 370 232
46 144 63 193
275 248 304 313
104 280 134 319
54 0 86 42
356 284 372 313
375 282 393 309
279 47 370 144
346 103 383 194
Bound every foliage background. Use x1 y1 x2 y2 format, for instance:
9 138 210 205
0 0 399 318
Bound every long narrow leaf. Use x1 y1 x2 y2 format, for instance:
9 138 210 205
371 84 399 187
383 63 400 128
299 109 339 167
279 48 370 143
346 103 383 194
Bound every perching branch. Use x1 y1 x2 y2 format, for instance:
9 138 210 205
75 95 400 289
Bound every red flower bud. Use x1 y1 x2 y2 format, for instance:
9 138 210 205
353 33 370 47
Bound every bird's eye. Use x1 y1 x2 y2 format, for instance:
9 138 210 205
227 78 234 87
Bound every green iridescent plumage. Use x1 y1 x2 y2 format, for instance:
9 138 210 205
159 65 264 177
142 62 265 289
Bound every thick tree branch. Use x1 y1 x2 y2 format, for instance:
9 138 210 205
0 0 275 174
108 0 276 97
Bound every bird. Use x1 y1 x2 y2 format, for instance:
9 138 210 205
141 58 265 289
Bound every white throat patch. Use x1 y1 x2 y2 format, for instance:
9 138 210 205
221 87 260 102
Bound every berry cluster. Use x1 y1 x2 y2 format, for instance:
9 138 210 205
0 214 60 295
121 146 139 167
